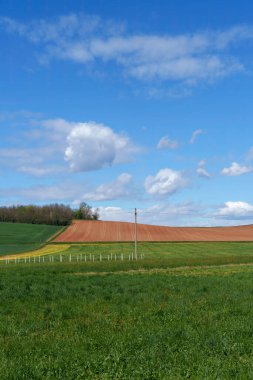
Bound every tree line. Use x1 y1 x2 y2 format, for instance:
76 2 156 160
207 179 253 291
0 202 99 226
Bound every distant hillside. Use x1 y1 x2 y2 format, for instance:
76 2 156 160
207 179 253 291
54 220 253 242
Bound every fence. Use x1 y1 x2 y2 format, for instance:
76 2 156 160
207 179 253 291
1 252 145 265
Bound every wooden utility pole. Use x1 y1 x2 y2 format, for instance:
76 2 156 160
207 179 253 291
134 208 138 259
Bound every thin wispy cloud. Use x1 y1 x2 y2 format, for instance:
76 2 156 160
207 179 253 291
1 14 253 87
157 136 179 150
196 160 211 178
18 165 65 177
189 129 204 144
245 146 253 161
0 173 135 203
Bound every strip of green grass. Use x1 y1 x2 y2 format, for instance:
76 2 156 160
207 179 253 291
44 241 253 269
0 262 253 379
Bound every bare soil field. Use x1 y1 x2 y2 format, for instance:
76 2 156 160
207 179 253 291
54 220 253 242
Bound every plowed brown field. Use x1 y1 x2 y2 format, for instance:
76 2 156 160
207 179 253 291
54 220 253 242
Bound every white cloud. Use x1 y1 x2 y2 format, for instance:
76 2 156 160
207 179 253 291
0 173 134 203
96 206 132 222
65 122 138 171
41 118 72 135
157 136 179 150
0 183 80 202
1 15 252 86
189 129 204 144
245 147 253 161
98 202 206 226
0 147 58 167
221 162 252 176
98 201 253 226
217 201 253 219
144 168 187 197
80 173 134 201
0 114 139 175
18 165 65 177
196 160 211 178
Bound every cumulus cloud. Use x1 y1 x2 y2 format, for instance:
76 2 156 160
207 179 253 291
80 173 134 201
0 114 139 175
189 129 204 144
144 168 187 197
217 201 253 219
65 122 138 171
157 136 179 150
1 14 252 86
221 162 252 176
196 160 211 178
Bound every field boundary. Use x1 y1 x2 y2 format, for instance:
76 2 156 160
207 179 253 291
72 262 253 276
47 225 68 242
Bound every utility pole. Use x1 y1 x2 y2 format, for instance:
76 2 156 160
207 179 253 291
134 208 138 260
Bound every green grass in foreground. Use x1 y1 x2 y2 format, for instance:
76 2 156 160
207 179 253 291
0 222 63 255
39 241 253 269
1 244 253 379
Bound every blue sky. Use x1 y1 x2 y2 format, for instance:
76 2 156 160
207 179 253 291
1 0 253 226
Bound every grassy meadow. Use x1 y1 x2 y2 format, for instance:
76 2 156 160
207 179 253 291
1 260 253 379
4 241 253 268
1 223 253 378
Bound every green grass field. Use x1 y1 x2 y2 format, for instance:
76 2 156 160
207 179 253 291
1 223 253 378
55 241 253 268
0 260 253 379
0 222 64 255
7 241 252 268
